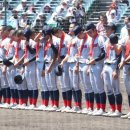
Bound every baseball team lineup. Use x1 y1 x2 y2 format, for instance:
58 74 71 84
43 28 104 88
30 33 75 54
0 18 130 119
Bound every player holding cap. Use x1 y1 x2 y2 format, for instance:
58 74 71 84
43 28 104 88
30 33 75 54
52 27 72 112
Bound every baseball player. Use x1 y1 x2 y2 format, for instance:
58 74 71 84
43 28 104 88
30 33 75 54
102 23 123 117
52 28 72 112
23 29 38 110
0 26 9 106
85 23 106 116
43 28 59 111
0 26 13 108
12 30 28 109
4 29 19 108
75 29 94 114
34 31 50 111
102 33 122 117
119 23 130 119
60 26 82 113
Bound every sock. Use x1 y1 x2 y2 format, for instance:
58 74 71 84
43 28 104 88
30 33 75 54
23 89 28 105
115 93 122 112
32 90 38 106
10 89 16 104
94 93 100 110
28 90 33 105
6 88 11 104
41 91 49 106
49 91 54 106
41 91 44 105
2 88 6 103
85 93 89 109
18 90 23 105
44 91 49 106
108 94 116 111
62 91 67 107
0 89 2 103
15 89 19 104
100 92 106 111
128 95 130 110
66 90 72 107
53 90 59 107
89 92 94 110
75 90 82 108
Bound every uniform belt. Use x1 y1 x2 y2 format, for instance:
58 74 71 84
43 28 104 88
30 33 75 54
45 62 50 64
105 63 116 65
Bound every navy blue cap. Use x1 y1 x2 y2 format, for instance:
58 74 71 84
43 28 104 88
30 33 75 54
14 75 23 84
73 26 83 36
55 65 63 76
109 34 118 44
85 22 96 32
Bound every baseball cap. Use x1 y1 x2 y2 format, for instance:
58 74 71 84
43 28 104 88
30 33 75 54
85 22 96 32
104 23 116 31
72 26 83 36
109 34 118 45
127 22 130 30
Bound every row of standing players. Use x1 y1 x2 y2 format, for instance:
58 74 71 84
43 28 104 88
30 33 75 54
0 22 130 119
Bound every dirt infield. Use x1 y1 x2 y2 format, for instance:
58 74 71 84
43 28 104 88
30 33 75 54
0 77 130 130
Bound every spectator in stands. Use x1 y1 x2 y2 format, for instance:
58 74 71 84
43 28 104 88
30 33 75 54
8 9 19 30
106 5 118 24
73 1 85 21
19 13 31 28
32 13 47 31
26 4 37 14
0 12 4 26
55 1 68 16
96 14 107 36
15 0 28 12
120 16 130 40
42 3 52 13
1 1 13 11
119 0 129 6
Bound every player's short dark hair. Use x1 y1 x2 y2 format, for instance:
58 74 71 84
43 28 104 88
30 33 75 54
16 30 24 37
52 27 62 35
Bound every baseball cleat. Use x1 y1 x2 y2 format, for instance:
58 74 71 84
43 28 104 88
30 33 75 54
64 106 72 113
92 108 106 116
24 105 36 110
81 108 89 114
102 109 115 116
48 105 59 112
121 112 130 119
88 108 98 115
109 110 122 117
56 106 66 112
67 106 81 113
1 103 10 109
34 105 47 111
9 103 17 109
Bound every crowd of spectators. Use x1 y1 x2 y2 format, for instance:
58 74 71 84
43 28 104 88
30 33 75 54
0 0 129 33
